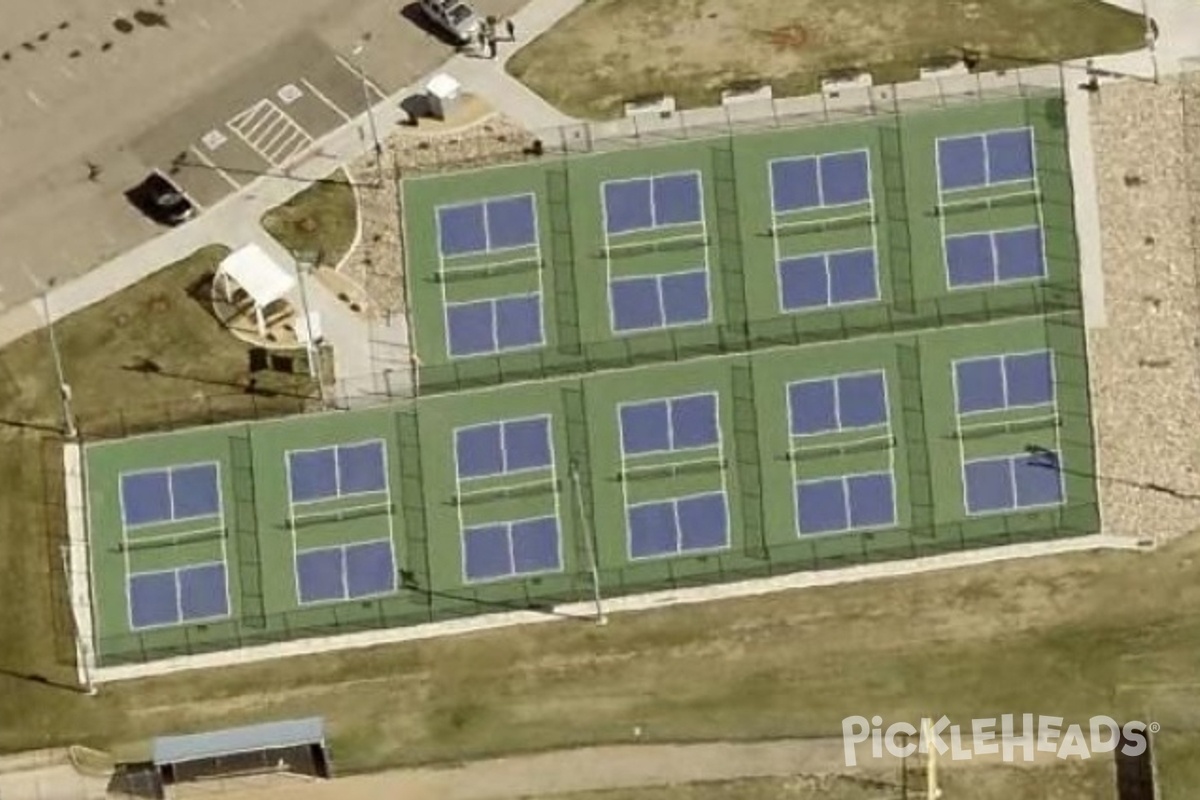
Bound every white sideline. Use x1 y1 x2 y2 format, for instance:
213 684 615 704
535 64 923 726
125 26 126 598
86 532 1148 685
62 443 98 692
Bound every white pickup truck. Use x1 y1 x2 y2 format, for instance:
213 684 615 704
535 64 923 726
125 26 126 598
418 0 484 45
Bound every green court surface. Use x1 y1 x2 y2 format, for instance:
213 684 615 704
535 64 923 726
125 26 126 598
401 94 1077 392
83 92 1100 666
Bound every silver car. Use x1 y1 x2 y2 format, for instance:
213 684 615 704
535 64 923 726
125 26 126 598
418 0 483 44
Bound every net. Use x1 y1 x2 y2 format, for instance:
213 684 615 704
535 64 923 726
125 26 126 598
953 414 1060 441
436 257 542 284
119 527 226 552
937 188 1040 216
602 233 708 259
291 500 392 527
454 475 561 506
770 210 873 238
787 432 895 461
619 456 725 482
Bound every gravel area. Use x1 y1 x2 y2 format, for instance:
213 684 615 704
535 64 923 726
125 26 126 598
1087 74 1200 542
341 114 537 316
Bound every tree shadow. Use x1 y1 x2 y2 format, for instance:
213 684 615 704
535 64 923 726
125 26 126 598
119 358 315 402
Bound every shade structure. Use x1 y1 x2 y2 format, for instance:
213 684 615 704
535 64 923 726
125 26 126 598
217 243 297 336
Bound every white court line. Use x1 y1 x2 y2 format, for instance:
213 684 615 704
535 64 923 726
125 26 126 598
188 146 240 190
302 78 351 121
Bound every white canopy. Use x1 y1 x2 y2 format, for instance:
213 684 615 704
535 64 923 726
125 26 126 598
216 244 297 336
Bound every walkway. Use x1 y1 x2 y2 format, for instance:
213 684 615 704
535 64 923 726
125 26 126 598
207 735 1070 800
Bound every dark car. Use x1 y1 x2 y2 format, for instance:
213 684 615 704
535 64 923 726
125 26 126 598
125 171 197 226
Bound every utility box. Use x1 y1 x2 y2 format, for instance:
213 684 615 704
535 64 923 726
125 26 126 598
425 73 463 120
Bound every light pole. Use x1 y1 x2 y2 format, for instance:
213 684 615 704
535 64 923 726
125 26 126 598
33 274 77 439
293 254 330 409
351 38 386 189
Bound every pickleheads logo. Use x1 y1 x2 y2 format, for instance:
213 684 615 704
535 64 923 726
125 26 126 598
841 715 1158 766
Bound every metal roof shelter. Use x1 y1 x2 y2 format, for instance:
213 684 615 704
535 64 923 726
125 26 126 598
151 717 330 785
216 243 297 337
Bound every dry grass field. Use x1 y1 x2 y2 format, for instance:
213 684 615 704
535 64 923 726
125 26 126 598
519 761 1113 800
509 0 1146 118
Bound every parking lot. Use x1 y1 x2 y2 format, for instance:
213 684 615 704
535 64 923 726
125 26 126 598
130 30 385 208
0 0 523 313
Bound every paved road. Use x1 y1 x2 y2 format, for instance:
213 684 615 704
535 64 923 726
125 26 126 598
0 0 522 313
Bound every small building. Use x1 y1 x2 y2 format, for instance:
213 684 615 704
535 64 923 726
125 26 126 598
426 72 463 120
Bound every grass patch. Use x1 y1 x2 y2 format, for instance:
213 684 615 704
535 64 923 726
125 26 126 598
1 532 1198 782
508 0 1147 119
261 170 359 268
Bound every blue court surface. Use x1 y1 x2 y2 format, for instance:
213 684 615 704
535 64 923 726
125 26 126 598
945 227 1044 288
789 371 888 436
446 294 543 357
795 472 895 535
456 416 553 480
778 248 878 311
627 491 729 559
121 463 221 528
620 393 718 456
770 150 871 212
955 351 1054 414
463 516 562 582
129 563 229 629
937 129 1035 191
964 451 1062 514
296 540 396 603
603 172 703 235
610 269 710 332
438 195 538 256
287 441 387 503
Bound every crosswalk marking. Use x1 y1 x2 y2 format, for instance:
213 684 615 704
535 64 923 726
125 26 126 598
226 98 313 167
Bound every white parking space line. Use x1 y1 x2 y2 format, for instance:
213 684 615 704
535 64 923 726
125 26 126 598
189 145 240 190
227 98 314 167
301 78 351 122
333 55 386 101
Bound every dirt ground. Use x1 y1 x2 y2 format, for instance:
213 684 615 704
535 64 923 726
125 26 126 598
165 742 1111 800
509 0 1145 118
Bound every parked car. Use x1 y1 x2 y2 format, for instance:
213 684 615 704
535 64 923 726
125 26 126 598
125 171 196 226
417 0 483 44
